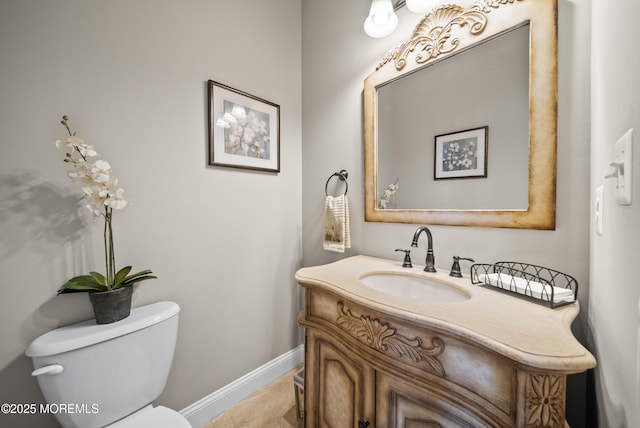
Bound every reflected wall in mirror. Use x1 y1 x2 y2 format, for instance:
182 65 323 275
378 25 529 209
364 0 558 229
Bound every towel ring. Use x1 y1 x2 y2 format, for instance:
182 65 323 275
325 170 348 196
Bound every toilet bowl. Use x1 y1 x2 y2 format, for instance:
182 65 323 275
106 404 189 427
26 301 190 428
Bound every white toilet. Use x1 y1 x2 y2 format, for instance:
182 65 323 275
26 301 191 428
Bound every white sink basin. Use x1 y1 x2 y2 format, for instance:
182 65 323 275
360 273 470 303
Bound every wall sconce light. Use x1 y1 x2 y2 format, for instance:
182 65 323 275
364 0 440 38
364 0 399 38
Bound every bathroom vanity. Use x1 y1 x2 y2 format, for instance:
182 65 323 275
296 256 595 427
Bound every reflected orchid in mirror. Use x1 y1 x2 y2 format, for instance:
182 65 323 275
377 178 399 209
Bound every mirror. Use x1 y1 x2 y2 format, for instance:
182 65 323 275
364 0 557 229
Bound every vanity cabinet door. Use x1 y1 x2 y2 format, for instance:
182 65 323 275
376 372 498 428
305 331 375 427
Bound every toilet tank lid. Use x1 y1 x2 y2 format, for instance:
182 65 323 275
26 301 180 358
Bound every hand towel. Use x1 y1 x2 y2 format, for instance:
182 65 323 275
477 273 575 303
323 195 351 253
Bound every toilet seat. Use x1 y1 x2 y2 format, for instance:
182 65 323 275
108 405 191 428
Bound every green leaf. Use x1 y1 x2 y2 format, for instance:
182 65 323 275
89 272 106 285
64 283 102 291
123 275 157 285
58 276 107 293
67 274 94 283
113 266 133 287
68 275 101 286
58 268 157 293
121 269 157 287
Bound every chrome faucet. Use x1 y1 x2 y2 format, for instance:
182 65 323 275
410 226 436 272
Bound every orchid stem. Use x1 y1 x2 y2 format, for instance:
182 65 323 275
103 211 110 290
108 208 115 289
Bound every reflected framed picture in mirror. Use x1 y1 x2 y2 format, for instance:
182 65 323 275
434 126 488 180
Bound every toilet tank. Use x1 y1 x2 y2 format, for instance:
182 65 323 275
26 301 180 428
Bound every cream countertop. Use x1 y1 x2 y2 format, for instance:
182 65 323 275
296 255 596 373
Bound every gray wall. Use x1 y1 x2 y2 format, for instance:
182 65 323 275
4 0 639 427
302 1 591 308
379 25 529 210
301 0 592 423
0 1 302 427
590 0 640 425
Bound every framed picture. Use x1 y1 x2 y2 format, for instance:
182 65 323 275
434 126 488 179
208 80 280 172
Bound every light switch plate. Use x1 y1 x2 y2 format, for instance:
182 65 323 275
595 186 604 236
615 129 633 205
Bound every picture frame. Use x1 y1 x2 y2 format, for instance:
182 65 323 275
208 80 280 172
434 126 488 179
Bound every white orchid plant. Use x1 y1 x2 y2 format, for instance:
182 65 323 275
56 115 156 293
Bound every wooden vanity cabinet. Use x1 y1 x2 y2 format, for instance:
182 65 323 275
300 287 572 428
375 371 492 427
305 329 496 427
304 330 375 427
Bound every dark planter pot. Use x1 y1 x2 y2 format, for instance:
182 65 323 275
88 286 133 324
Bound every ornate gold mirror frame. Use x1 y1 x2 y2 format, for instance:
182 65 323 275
364 0 557 229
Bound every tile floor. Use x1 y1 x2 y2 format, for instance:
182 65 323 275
200 365 303 428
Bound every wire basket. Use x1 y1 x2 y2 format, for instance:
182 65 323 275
470 261 578 308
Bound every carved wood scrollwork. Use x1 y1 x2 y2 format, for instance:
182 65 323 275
377 0 523 71
336 301 446 376
479 0 522 11
524 373 565 427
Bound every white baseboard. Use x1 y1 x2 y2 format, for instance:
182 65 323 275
180 344 304 427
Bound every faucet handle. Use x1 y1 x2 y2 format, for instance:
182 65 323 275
395 249 413 268
450 256 475 277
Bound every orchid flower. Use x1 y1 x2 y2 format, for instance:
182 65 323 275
55 115 155 293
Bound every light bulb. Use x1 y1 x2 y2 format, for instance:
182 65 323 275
364 0 398 38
